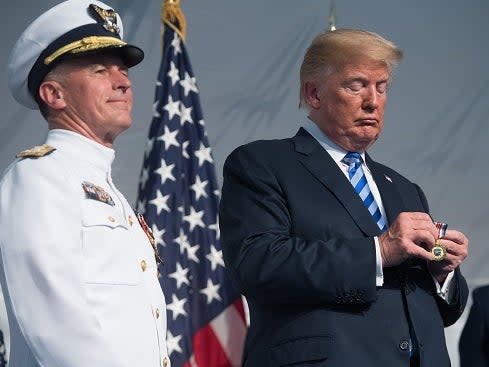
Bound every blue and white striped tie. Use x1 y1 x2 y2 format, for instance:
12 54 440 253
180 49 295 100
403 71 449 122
342 152 387 232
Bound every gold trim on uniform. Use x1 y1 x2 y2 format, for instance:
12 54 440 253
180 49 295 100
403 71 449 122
140 259 147 272
16 144 56 158
44 36 126 65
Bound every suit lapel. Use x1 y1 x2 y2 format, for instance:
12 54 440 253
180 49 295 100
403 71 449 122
366 155 406 226
293 128 380 237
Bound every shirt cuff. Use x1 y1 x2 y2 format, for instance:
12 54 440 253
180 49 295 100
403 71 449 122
374 236 383 286
432 270 455 303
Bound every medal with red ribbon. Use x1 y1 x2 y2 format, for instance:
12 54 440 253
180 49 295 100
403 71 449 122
135 211 163 266
431 221 447 261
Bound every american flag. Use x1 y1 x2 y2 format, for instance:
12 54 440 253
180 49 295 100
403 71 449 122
136 3 246 367
0 329 6 366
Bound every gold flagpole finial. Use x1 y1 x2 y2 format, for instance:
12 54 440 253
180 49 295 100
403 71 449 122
328 0 337 31
161 0 186 41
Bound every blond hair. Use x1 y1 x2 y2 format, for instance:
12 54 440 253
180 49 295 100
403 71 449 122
299 29 403 108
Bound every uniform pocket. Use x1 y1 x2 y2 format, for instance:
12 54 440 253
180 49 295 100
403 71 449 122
81 201 140 285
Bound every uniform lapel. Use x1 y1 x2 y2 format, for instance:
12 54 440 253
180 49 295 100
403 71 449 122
293 128 380 237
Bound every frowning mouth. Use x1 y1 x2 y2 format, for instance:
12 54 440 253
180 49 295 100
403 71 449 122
356 119 378 125
107 99 128 103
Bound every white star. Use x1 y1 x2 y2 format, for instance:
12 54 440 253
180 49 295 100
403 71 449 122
154 159 176 184
166 330 183 356
171 33 182 55
182 141 190 159
166 294 187 320
163 95 180 120
183 207 205 231
199 279 222 304
191 176 208 200
194 143 214 167
139 167 149 189
144 138 155 159
151 224 166 246
184 242 200 263
179 103 193 126
167 61 180 86
198 119 205 126
208 222 220 240
157 126 180 151
179 71 198 96
152 100 160 118
169 263 190 289
174 229 190 255
149 190 170 215
206 245 225 271
136 199 146 214
213 189 220 197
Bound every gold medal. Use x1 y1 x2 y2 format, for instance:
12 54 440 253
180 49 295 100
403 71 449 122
431 221 448 261
431 240 446 261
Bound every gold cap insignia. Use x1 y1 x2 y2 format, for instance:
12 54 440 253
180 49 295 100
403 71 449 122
89 4 120 34
16 144 56 159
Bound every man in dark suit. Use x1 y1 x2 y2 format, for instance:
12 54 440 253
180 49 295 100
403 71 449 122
459 285 489 366
219 29 469 367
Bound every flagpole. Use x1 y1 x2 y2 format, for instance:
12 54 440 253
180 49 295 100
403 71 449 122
328 0 337 31
162 0 186 41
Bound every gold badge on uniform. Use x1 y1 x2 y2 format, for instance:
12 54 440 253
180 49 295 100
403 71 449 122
16 144 56 158
81 181 115 206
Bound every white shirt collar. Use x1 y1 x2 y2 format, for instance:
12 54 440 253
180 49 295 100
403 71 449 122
302 118 366 165
46 129 115 172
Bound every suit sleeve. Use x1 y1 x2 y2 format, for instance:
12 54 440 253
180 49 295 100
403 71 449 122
219 146 378 306
414 183 469 326
0 159 128 367
459 287 489 367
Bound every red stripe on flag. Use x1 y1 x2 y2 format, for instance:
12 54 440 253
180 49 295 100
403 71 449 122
192 324 231 367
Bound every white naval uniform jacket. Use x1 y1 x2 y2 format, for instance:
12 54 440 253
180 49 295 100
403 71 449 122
0 129 170 367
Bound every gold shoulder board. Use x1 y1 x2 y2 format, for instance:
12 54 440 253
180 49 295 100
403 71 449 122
16 144 56 159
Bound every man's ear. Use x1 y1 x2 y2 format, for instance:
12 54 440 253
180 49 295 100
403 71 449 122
303 81 321 109
38 81 66 110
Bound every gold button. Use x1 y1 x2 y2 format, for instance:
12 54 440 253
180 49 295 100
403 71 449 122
140 260 147 272
108 216 115 222
155 308 160 319
163 356 169 367
128 215 133 226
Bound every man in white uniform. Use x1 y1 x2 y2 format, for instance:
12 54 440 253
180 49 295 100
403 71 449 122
0 1 170 366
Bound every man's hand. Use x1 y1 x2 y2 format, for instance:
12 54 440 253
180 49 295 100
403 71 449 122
428 229 468 283
379 212 437 267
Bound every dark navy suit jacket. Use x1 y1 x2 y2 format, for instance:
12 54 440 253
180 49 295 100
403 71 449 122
459 285 489 366
220 128 468 366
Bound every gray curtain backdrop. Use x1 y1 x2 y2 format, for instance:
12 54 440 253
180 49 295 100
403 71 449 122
1 1 488 366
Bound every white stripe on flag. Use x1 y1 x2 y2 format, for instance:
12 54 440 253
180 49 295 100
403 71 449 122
188 354 198 367
210 303 246 367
